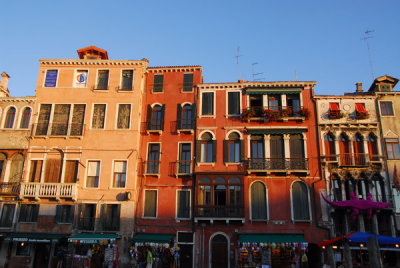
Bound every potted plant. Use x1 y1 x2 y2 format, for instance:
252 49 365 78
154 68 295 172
298 108 310 120
356 110 369 120
242 108 257 120
328 110 345 119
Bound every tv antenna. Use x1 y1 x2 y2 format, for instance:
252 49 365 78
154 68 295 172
252 62 264 81
234 46 242 80
361 30 375 80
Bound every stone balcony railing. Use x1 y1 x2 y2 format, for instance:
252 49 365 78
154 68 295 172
19 182 77 200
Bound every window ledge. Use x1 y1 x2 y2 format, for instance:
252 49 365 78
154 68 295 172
181 89 194 93
225 114 241 118
197 162 215 167
199 115 216 119
141 217 157 220
292 220 312 223
224 162 241 166
152 91 164 94
108 187 126 190
175 218 191 222
144 173 161 178
116 128 131 131
92 89 109 92
177 129 194 135
146 130 162 135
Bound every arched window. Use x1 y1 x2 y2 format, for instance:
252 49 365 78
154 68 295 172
9 153 24 182
20 107 31 129
324 133 336 161
225 132 241 163
4 107 16 128
353 133 365 165
367 133 379 161
339 134 351 165
0 153 7 182
45 149 63 183
331 175 342 201
199 132 214 163
251 181 267 220
151 105 162 130
290 134 305 169
181 104 193 129
292 181 310 221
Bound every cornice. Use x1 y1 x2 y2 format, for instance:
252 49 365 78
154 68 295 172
39 59 148 67
148 66 202 73
314 95 376 100
197 81 316 90
0 96 35 103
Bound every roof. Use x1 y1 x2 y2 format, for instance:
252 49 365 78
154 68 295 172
368 75 399 92
197 81 316 90
77 45 108 60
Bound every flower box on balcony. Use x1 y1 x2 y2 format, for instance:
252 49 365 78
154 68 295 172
356 111 369 120
242 108 257 121
328 110 345 119
298 108 310 120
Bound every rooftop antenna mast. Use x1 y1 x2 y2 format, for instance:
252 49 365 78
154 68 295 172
234 46 242 80
362 30 375 80
252 62 263 81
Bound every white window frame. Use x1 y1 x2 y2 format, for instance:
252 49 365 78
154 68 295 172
1 105 17 129
119 69 135 91
17 105 33 130
94 69 110 90
115 103 132 130
84 159 102 189
249 180 269 221
110 159 128 189
200 90 216 118
143 189 158 219
225 90 242 117
90 103 108 130
72 69 89 88
176 189 191 220
43 69 59 88
290 180 312 222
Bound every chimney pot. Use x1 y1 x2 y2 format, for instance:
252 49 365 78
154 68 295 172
0 72 10 97
356 82 363 93
238 79 244 83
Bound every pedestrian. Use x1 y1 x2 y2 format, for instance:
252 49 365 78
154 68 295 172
56 247 65 268
301 252 308 268
146 248 153 268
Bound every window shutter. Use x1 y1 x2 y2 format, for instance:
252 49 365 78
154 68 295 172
77 204 82 228
251 182 267 220
32 205 39 222
212 140 217 162
177 104 182 130
70 104 86 136
100 204 105 230
161 104 166 131
223 140 228 163
68 205 75 224
146 105 152 130
240 140 245 161
55 205 61 223
192 103 197 129
115 205 121 230
195 140 201 163
19 204 26 222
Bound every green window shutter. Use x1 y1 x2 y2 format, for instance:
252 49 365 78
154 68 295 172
196 140 201 163
212 140 217 162
240 140 245 161
251 182 267 220
19 204 26 222
177 104 182 130
292 182 310 220
144 191 157 217
146 105 152 130
183 73 193 91
68 205 75 224
32 205 39 222
161 104 166 131
115 205 121 230
77 204 82 228
223 140 228 163
55 205 61 223
192 103 197 129
100 204 105 230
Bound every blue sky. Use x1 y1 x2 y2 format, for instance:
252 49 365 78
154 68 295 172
1 0 399 97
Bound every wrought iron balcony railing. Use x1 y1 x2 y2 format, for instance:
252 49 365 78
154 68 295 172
175 160 192 175
144 160 161 175
322 154 382 166
33 123 85 137
243 106 307 119
194 205 244 218
20 182 77 200
246 158 308 171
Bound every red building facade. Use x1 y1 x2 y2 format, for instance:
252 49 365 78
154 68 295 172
194 80 326 268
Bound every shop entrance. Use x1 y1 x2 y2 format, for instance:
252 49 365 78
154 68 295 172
33 243 51 268
211 234 228 268
179 244 193 267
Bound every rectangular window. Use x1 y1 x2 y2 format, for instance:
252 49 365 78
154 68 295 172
44 70 58 87
55 205 74 223
144 190 157 217
92 104 106 129
386 138 400 159
178 143 191 174
73 70 88 88
202 92 214 115
78 204 96 230
153 74 164 92
117 104 131 129
228 92 240 115
147 144 160 174
51 104 71 135
113 161 127 188
64 160 78 183
19 204 39 222
29 160 43 182
121 70 133 91
35 104 52 135
228 141 240 162
86 161 100 188
16 243 31 256
96 70 109 90
380 102 394 116
201 141 213 163
183 73 193 92
70 104 86 136
0 204 15 227
102 204 120 231
177 190 190 219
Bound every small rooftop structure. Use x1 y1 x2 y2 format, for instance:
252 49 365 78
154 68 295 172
77 45 108 60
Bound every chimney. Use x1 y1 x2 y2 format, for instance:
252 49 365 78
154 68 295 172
0 72 10 97
355 82 363 93
238 79 244 83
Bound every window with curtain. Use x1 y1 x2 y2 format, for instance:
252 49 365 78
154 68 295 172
117 104 131 129
44 70 58 87
92 104 106 129
292 181 310 221
113 161 127 188
86 161 100 188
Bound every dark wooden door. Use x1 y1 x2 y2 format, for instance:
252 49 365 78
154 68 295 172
211 234 228 268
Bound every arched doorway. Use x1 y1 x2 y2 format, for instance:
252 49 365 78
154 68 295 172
210 233 228 268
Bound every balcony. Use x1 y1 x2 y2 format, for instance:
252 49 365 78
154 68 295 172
102 220 120 232
33 123 85 137
19 183 77 200
194 205 244 223
144 160 160 176
0 182 20 196
243 106 309 121
246 158 308 173
322 154 383 167
170 160 193 176
78 217 95 231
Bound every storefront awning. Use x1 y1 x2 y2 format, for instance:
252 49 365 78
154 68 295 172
246 89 301 95
239 234 306 243
68 233 120 244
4 232 68 243
318 232 400 247
247 129 307 135
132 234 174 243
